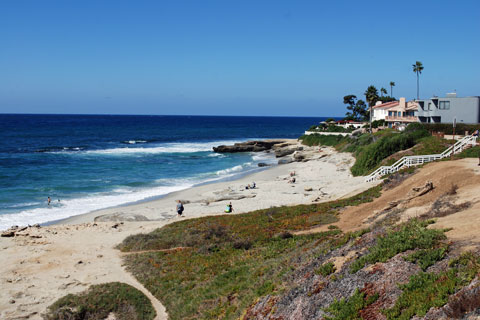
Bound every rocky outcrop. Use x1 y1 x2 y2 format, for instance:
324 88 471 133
1 225 39 237
213 140 287 153
213 139 327 165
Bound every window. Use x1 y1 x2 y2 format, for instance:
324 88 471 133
439 101 450 110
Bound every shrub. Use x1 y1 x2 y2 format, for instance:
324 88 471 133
316 262 336 277
455 146 480 159
44 282 156 320
383 252 480 319
418 123 479 135
233 239 252 250
350 129 429 176
323 289 378 320
404 246 448 271
371 119 385 128
350 219 446 273
299 134 348 147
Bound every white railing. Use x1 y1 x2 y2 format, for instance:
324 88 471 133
365 135 478 182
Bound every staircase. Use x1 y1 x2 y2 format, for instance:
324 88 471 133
365 135 478 182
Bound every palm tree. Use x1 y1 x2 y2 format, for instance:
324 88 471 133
381 87 387 97
412 61 424 100
364 85 379 131
389 81 395 97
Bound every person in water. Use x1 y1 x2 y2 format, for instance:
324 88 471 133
47 197 51 206
225 202 233 213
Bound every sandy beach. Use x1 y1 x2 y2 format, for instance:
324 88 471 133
0 145 377 319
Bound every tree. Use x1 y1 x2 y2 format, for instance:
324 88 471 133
381 87 388 97
364 85 379 107
343 95 368 122
364 85 379 132
412 61 424 100
389 81 395 97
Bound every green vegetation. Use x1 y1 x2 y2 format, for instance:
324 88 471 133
350 219 446 273
383 252 480 319
316 262 336 277
411 135 450 155
119 186 381 320
301 123 439 176
44 282 156 320
299 134 347 147
371 119 385 128
308 124 353 133
350 128 429 176
323 289 378 320
419 123 479 135
404 246 448 271
455 145 480 158
343 94 368 121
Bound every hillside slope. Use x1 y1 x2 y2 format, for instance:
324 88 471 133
246 159 480 319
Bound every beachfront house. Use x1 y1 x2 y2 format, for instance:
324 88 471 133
416 93 480 124
372 98 419 129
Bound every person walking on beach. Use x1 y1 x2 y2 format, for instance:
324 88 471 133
176 200 184 216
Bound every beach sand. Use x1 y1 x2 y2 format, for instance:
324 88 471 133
0 146 377 320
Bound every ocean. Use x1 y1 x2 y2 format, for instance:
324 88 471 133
0 114 329 230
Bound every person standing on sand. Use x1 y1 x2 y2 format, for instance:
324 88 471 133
176 200 184 216
225 202 233 213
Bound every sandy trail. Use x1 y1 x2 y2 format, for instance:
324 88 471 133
0 146 376 319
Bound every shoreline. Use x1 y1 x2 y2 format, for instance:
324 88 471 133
0 144 379 319
55 154 278 226
60 145 371 225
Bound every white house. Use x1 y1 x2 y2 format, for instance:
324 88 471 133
372 98 419 129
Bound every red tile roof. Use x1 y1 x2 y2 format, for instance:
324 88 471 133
372 101 399 109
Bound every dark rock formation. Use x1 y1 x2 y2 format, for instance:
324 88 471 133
278 158 294 165
274 148 296 158
257 163 271 167
213 140 287 153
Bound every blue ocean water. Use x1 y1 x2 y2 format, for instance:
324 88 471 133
0 114 329 229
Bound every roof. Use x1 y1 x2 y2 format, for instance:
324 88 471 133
372 101 399 109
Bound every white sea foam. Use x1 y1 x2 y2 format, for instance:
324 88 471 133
208 153 226 158
69 139 251 156
216 165 244 175
123 140 147 144
0 184 192 231
251 152 277 164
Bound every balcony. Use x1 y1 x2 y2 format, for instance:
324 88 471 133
385 115 418 123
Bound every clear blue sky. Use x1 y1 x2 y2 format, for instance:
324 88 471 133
1 0 479 116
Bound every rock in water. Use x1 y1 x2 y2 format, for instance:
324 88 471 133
213 140 286 153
